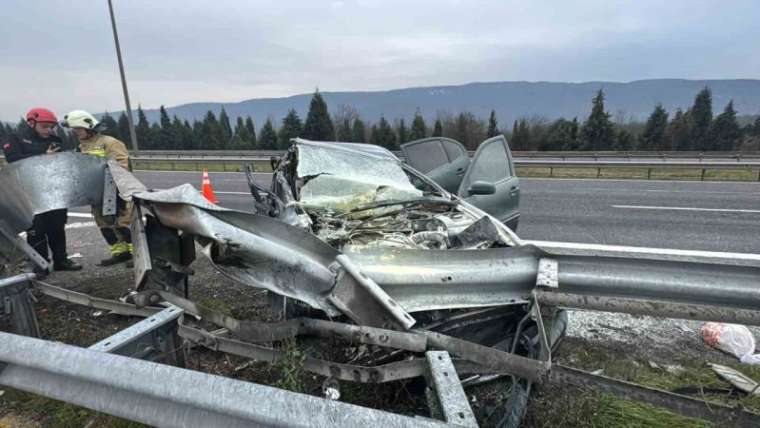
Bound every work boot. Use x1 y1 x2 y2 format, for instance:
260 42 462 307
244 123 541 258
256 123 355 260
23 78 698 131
99 252 133 267
54 258 83 272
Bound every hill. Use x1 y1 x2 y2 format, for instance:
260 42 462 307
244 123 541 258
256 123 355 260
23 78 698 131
137 79 760 126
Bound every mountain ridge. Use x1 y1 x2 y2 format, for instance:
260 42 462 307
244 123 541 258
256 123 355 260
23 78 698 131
134 78 760 127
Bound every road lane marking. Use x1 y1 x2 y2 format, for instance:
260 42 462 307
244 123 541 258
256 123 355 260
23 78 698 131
527 240 760 262
584 187 760 196
522 177 760 184
68 213 93 218
612 205 760 214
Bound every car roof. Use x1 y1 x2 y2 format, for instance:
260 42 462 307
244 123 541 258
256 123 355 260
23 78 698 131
292 138 400 161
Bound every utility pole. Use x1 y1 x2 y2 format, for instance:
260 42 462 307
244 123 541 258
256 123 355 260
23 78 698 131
107 0 139 151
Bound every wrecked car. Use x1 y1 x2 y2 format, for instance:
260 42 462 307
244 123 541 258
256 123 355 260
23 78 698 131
254 138 521 253
3 148 760 426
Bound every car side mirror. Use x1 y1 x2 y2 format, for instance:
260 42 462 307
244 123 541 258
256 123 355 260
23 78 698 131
467 181 496 196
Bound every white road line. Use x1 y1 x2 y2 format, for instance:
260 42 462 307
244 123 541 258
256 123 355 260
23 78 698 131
585 187 760 196
612 205 760 214
527 240 760 261
215 191 251 195
68 212 93 218
522 177 757 184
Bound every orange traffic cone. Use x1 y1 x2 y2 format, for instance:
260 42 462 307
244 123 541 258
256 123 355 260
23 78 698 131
201 169 218 204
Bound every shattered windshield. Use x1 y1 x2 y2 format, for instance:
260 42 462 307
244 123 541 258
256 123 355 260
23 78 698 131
296 142 423 212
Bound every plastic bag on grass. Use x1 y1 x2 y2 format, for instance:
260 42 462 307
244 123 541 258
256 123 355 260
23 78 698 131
701 322 760 364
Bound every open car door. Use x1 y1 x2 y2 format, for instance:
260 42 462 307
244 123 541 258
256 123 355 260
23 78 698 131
456 136 520 230
401 137 470 194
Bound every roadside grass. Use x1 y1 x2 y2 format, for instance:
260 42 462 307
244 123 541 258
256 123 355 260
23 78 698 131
132 160 273 173
524 339 760 427
131 160 760 182
527 389 712 428
568 344 760 412
517 166 759 181
1 389 146 428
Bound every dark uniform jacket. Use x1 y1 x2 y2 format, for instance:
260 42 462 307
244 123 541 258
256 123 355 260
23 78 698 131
2 125 62 163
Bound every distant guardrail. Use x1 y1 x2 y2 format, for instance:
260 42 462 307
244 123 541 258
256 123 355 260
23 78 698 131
126 149 760 161
3 150 760 180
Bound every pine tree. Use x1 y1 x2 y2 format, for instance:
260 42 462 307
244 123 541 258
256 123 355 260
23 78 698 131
170 116 188 149
541 118 578 151
410 111 427 140
752 116 760 136
116 112 131 146
136 106 153 149
258 119 278 150
690 87 713 151
640 104 669 151
370 116 397 150
302 90 334 140
100 112 119 140
709 100 741 151
510 119 531 151
487 110 499 137
231 117 248 149
337 117 353 142
396 119 408 144
613 128 634 151
192 120 203 149
351 118 366 143
218 107 233 145
245 117 257 148
199 110 224 150
278 109 303 149
433 118 443 137
157 105 175 149
580 90 615 151
664 109 691 151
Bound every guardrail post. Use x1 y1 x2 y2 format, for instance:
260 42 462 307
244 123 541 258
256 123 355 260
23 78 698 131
549 167 553 177
700 168 706 181
647 168 652 180
596 167 601 178
424 351 478 427
757 169 760 182
0 274 40 338
89 306 185 367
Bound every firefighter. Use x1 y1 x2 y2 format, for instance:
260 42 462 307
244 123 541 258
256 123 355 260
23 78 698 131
62 110 134 266
2 108 82 275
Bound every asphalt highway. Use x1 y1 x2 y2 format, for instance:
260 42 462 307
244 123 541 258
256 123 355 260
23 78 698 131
73 171 760 254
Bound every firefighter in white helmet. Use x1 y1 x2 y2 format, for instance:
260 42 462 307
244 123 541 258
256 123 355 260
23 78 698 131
63 110 134 266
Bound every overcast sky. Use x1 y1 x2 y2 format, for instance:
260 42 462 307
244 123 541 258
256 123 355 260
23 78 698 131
1 0 758 121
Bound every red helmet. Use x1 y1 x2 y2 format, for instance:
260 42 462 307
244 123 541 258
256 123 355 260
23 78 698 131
26 108 58 124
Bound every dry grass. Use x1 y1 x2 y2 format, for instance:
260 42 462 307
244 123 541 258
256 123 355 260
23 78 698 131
517 166 759 181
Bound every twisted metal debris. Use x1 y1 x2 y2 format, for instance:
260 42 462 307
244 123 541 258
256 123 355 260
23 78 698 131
2 150 760 426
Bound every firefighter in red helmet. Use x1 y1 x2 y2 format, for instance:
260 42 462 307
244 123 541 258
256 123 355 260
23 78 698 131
2 108 82 276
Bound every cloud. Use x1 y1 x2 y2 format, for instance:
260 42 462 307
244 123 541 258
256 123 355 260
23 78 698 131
1 0 759 120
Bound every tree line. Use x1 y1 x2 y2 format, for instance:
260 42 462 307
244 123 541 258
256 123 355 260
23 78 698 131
509 87 760 152
2 88 759 152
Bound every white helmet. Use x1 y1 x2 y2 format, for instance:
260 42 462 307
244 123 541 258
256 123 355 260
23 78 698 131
63 110 99 130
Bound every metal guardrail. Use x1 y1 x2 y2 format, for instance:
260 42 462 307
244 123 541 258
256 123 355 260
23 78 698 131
118 152 760 180
124 149 760 161
0 331 468 428
0 276 476 428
